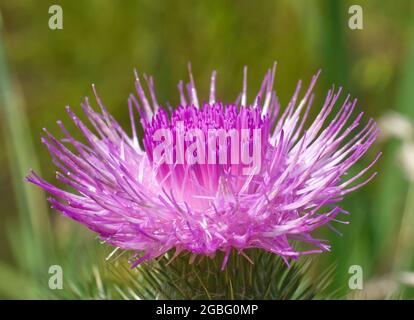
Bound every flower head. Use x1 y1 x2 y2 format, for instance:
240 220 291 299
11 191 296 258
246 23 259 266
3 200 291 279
27 64 380 268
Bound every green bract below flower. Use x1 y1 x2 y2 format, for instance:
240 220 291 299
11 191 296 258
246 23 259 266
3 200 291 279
26 64 380 269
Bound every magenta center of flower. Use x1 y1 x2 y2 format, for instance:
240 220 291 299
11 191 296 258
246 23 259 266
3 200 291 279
142 102 270 207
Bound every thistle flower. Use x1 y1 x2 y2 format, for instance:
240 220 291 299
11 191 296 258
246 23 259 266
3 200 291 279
27 64 380 269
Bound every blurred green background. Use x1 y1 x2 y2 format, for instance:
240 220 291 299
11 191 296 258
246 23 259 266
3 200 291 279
1 0 414 299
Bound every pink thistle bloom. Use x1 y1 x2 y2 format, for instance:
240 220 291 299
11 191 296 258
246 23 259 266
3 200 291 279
27 64 380 269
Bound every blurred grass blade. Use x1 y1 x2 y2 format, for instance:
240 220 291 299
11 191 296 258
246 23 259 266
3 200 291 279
0 13 51 273
318 0 350 87
374 21 414 266
390 23 414 272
